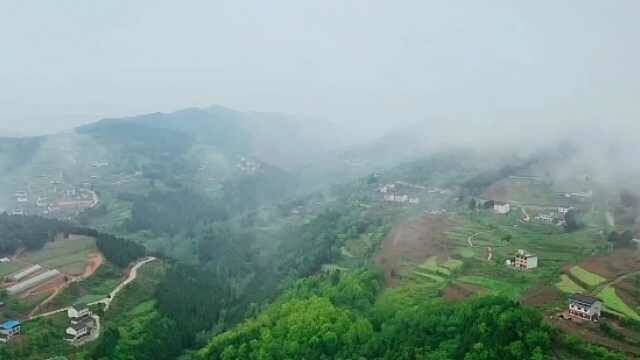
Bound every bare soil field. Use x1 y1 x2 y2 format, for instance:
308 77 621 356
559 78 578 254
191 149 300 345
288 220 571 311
81 252 104 279
376 215 450 287
442 282 486 301
21 275 67 299
579 249 640 280
522 285 565 308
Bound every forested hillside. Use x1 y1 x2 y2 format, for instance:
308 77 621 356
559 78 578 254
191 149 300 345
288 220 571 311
190 270 623 360
0 214 93 255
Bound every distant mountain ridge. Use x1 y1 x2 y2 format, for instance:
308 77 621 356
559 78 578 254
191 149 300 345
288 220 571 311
76 105 339 171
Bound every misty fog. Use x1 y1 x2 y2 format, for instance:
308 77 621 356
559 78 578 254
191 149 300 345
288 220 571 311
2 1 640 143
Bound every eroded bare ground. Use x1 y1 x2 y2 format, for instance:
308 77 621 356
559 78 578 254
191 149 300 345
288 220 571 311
442 282 486 301
521 284 565 308
579 249 640 280
376 215 450 287
27 252 104 317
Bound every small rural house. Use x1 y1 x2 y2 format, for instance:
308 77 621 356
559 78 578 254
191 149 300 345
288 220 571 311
65 318 95 342
535 214 555 225
0 320 21 343
493 202 511 215
65 303 95 342
507 249 538 271
68 303 91 320
568 294 602 321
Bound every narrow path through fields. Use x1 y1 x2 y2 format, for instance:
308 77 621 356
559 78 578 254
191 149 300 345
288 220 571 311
467 231 486 248
591 269 640 296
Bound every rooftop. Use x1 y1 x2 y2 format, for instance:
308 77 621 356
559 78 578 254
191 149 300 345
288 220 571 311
72 303 88 312
0 320 21 330
569 294 600 306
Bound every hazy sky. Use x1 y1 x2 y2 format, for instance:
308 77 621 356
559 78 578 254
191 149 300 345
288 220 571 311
1 1 639 137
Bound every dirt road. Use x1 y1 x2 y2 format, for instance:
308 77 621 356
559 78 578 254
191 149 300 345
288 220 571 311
28 257 156 320
90 256 156 311
467 231 486 248
27 252 104 318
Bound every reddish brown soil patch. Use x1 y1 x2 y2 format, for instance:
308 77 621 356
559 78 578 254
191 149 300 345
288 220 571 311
376 215 450 287
443 282 486 301
20 274 66 299
579 249 640 280
522 285 565 308
81 252 104 279
482 179 512 203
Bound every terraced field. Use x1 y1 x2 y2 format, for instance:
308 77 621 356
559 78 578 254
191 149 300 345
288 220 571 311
569 265 606 288
598 286 640 320
555 274 584 293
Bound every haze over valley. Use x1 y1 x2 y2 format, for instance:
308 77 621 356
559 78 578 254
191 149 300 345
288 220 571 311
1 2 640 359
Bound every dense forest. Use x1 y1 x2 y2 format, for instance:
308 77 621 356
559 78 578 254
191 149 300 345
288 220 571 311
122 190 228 236
95 232 146 268
187 269 624 360
0 213 94 255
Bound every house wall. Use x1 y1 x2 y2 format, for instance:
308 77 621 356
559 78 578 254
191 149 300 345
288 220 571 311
68 308 90 319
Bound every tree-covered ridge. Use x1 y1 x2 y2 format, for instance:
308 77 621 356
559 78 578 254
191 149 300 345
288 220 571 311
0 136 44 172
95 232 146 268
190 269 622 360
0 213 93 255
76 107 251 156
122 189 229 236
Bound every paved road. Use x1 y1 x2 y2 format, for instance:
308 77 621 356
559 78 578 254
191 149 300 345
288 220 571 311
28 257 157 320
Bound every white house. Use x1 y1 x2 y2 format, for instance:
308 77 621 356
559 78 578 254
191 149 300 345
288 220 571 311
493 202 511 215
568 294 602 321
535 214 555 225
68 303 91 320
508 249 538 271
65 304 95 342
65 318 95 342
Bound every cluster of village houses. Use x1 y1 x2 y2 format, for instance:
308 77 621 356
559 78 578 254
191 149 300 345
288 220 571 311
378 182 450 205
10 186 98 217
0 258 100 344
503 249 602 322
483 198 573 227
0 303 97 344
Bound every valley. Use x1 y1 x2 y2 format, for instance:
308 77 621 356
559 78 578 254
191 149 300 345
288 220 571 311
0 108 639 359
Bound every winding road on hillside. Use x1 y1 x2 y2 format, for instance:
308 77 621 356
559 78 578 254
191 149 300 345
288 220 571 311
89 256 156 311
467 231 486 248
28 256 157 321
